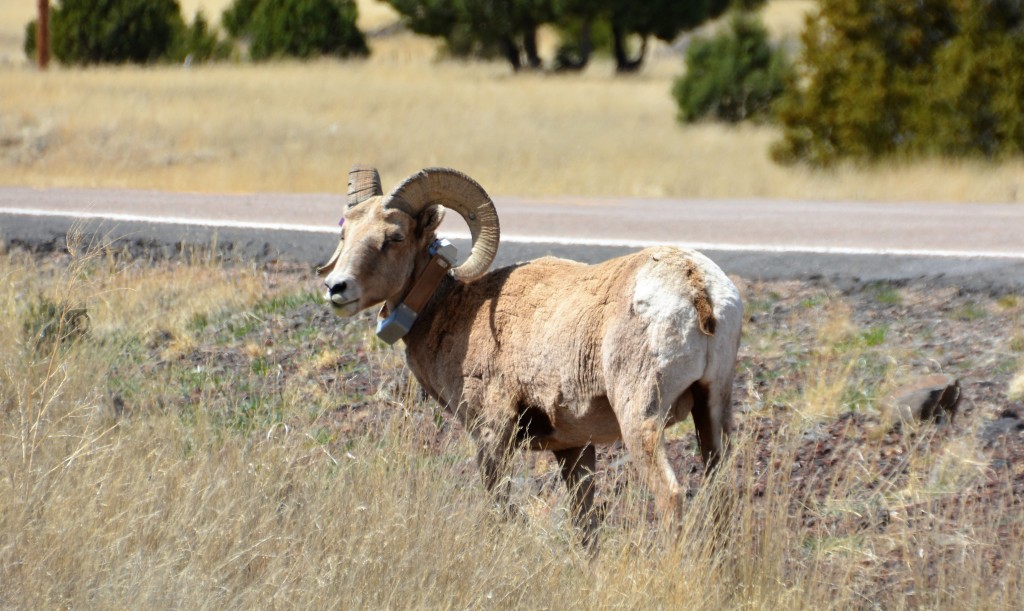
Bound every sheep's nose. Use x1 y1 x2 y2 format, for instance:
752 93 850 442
326 279 347 297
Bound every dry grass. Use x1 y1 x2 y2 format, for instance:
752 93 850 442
798 302 868 420
2 2 1024 202
1 245 1022 608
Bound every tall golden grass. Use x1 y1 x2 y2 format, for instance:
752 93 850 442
2 2 1023 202
1 245 1021 607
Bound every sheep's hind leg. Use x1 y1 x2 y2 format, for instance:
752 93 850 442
553 444 598 549
619 409 683 521
689 379 735 537
690 380 732 475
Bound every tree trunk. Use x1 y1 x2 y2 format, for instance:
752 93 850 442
612 26 647 73
36 0 49 70
555 17 592 72
500 36 521 71
578 19 592 67
522 25 541 70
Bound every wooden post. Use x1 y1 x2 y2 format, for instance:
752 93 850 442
37 0 49 69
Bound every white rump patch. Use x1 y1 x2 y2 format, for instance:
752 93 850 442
632 259 702 369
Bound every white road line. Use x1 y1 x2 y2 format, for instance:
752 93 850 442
3 206 1024 260
484 233 1024 260
0 207 334 234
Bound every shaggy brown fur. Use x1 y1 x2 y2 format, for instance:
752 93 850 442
402 251 721 450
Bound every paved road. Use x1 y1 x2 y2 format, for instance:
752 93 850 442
2 186 1022 290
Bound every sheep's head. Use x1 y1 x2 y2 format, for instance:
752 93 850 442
320 165 500 318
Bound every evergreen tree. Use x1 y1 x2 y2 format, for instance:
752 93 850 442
387 0 743 72
222 0 261 37
773 0 1024 165
385 0 553 70
606 0 730 73
223 0 369 60
551 0 606 70
673 12 791 123
26 2 233 64
929 0 1024 157
46 0 186 65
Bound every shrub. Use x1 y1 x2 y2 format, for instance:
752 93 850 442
25 2 232 65
672 12 791 123
772 0 1024 165
46 0 186 65
222 0 260 38
224 0 369 61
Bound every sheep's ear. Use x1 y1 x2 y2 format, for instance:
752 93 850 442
417 205 445 237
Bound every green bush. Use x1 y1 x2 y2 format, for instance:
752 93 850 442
45 0 186 65
224 0 369 61
26 2 233 65
222 0 261 37
672 12 791 123
772 0 1024 166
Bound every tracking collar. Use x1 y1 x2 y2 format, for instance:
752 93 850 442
376 239 458 345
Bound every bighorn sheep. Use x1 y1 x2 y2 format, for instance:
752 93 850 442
320 165 743 544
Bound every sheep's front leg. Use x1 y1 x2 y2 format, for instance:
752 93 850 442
471 420 518 517
553 444 598 549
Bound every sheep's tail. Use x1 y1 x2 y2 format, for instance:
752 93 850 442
683 259 717 336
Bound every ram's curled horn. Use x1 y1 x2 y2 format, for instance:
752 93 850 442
383 167 500 282
316 240 345 277
347 164 383 209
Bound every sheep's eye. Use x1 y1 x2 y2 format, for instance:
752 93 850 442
381 234 404 252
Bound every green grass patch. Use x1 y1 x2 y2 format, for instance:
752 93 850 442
953 303 988 321
800 295 826 309
860 325 888 347
250 355 271 376
253 290 321 316
996 358 1020 375
871 284 903 305
188 311 210 333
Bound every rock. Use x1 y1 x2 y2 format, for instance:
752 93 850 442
1009 371 1024 402
980 404 1024 443
884 374 961 425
